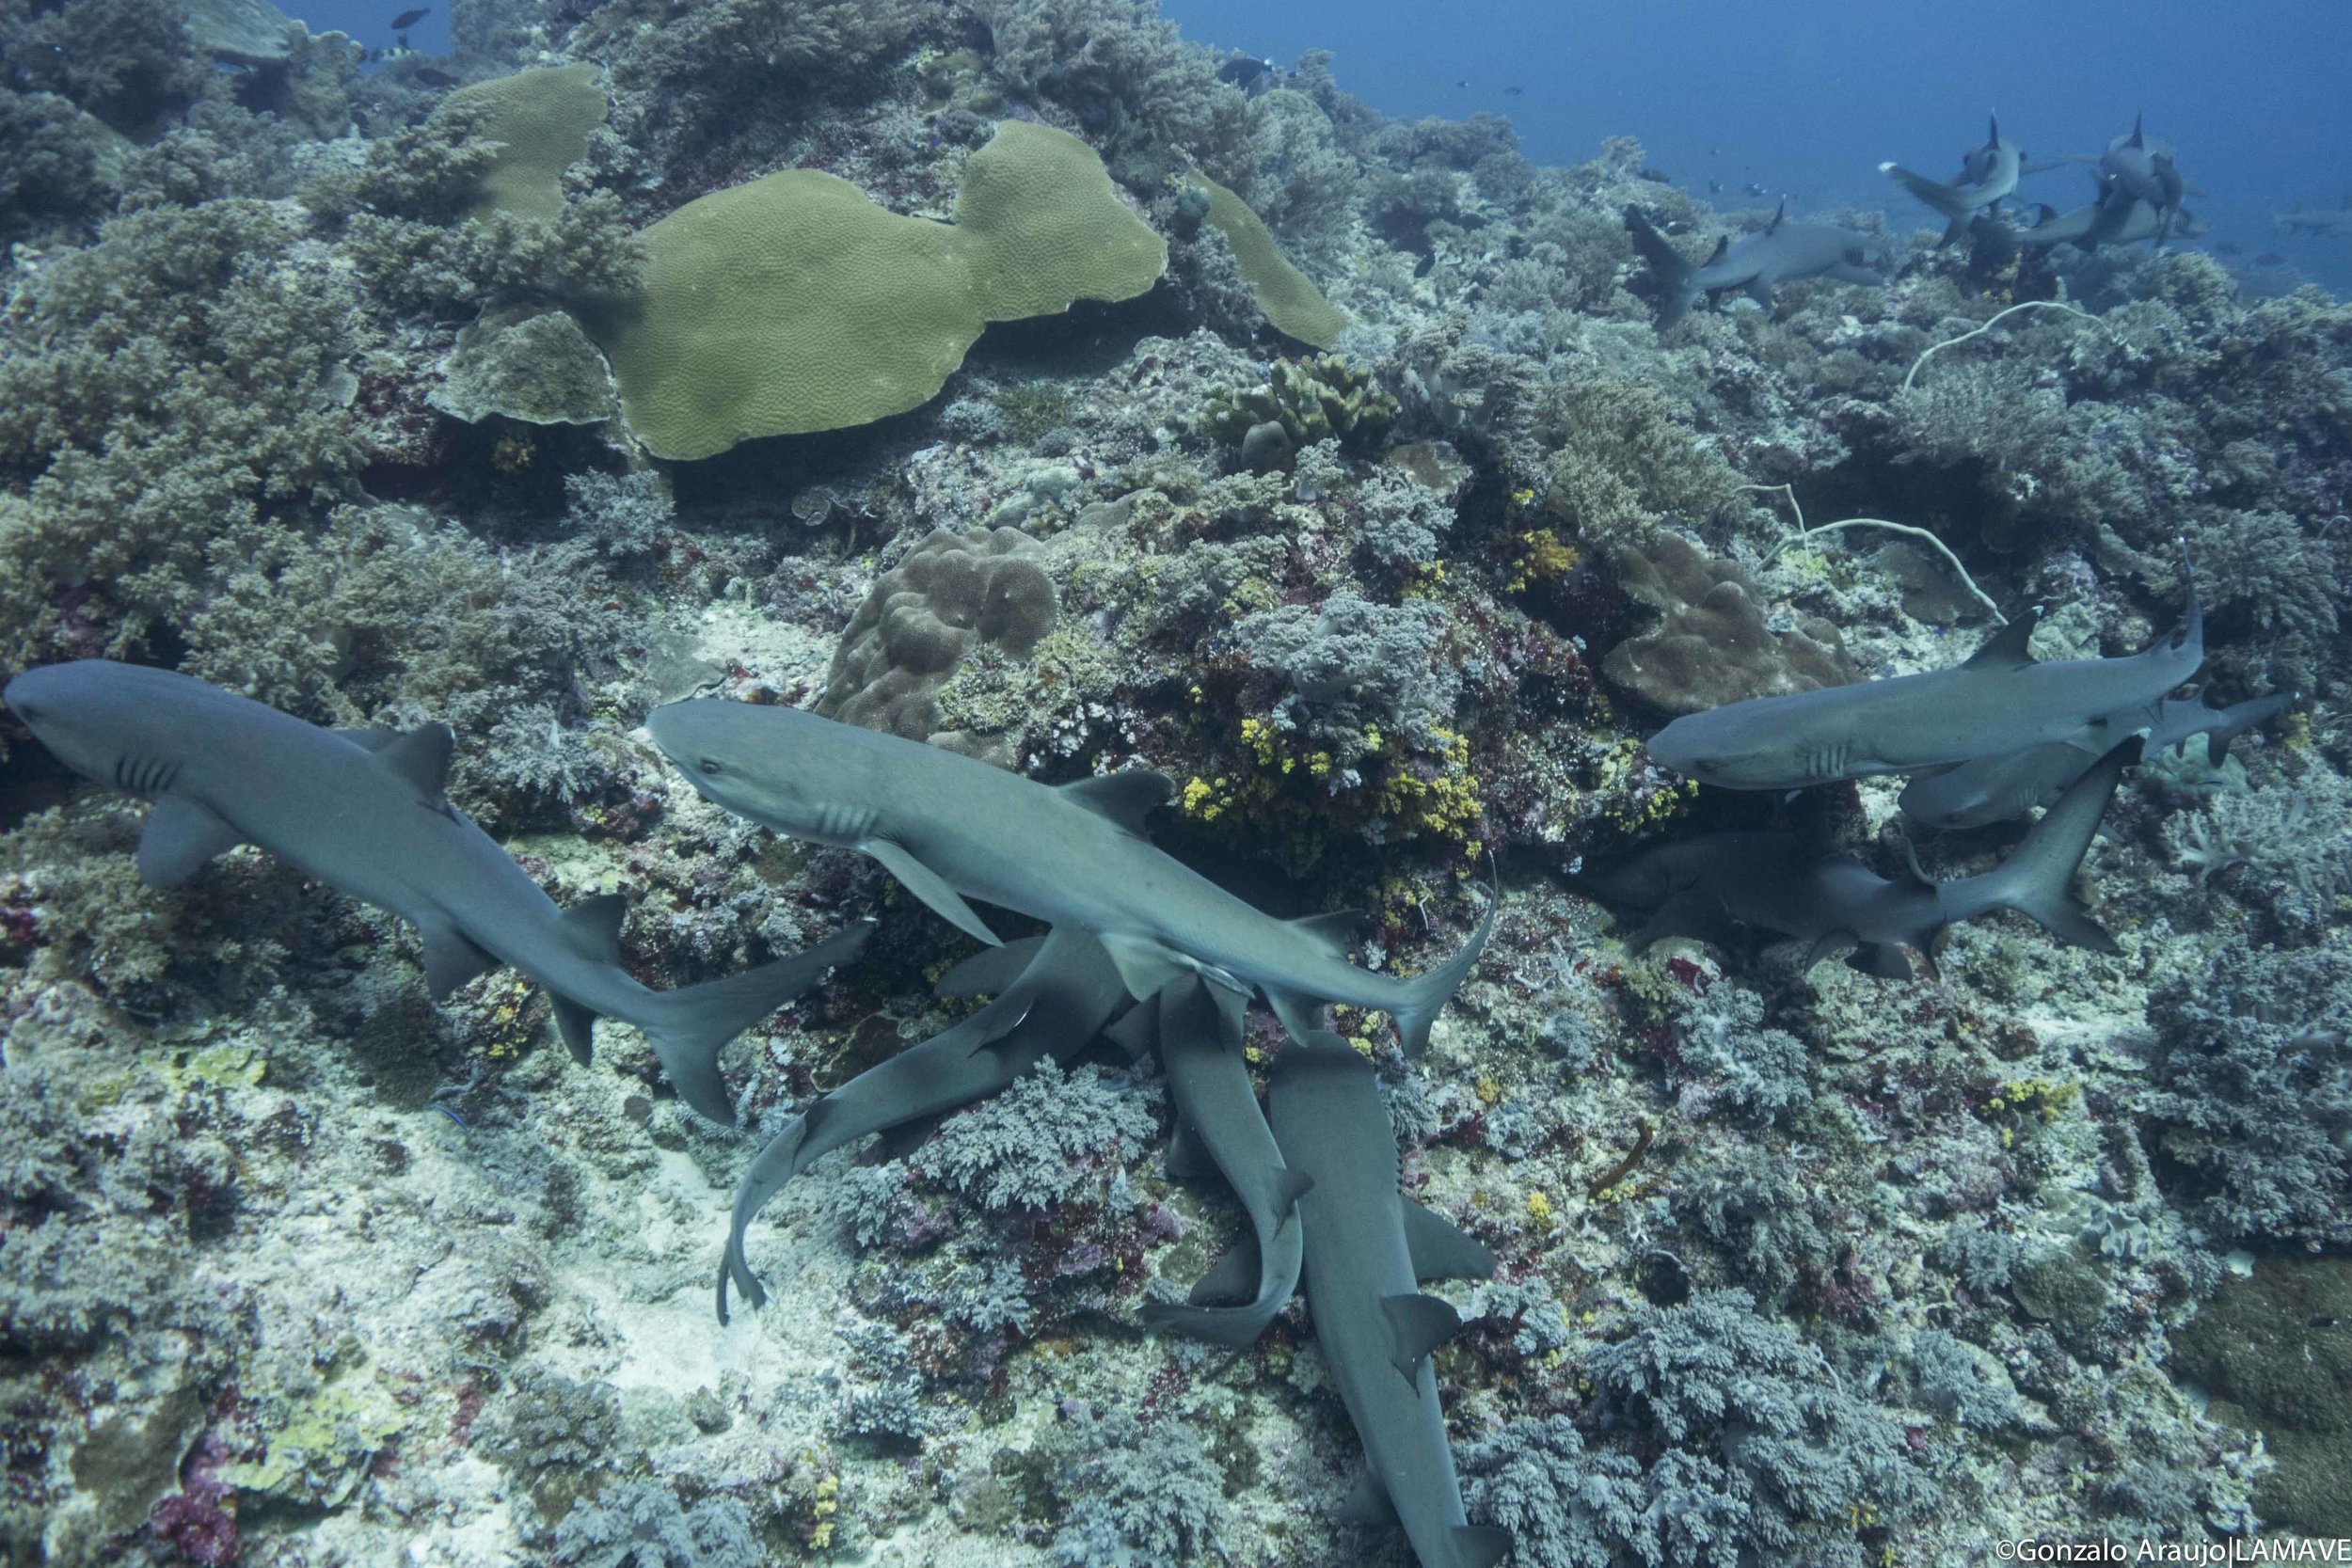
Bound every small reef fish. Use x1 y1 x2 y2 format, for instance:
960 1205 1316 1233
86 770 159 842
1883 113 2024 246
1268 1029 1506 1568
1645 599 2201 790
3 661 871 1124
646 702 1493 1053
1900 690 2290 831
1118 975 1311 1348
1624 201 1885 330
1571 737 2142 976
716 927 1132 1321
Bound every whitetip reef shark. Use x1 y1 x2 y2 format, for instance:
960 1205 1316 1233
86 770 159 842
1645 598 2201 790
1883 114 2024 246
1900 690 2289 831
1571 736 2141 977
2 660 872 1124
2008 190 2210 251
1623 202 1885 329
2073 114 2193 243
1114 974 1312 1348
2274 202 2352 239
715 926 1132 1322
645 701 1493 1053
1267 1028 1505 1568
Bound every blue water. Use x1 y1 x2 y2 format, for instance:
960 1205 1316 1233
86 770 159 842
287 0 2351 290
1167 0 2352 290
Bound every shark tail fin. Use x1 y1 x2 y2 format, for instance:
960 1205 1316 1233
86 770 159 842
1391 878 1499 1056
1882 161 1977 230
1945 738 2140 951
1623 206 1698 329
715 1111 815 1323
644 919 875 1126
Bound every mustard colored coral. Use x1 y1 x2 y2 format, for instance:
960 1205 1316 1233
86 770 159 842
1184 173 1346 349
443 63 609 224
596 122 1166 459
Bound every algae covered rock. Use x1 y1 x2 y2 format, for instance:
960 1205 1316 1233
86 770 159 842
428 309 618 426
596 121 1165 459
2173 1257 2352 1536
1600 532 1857 716
443 63 609 223
1184 172 1346 348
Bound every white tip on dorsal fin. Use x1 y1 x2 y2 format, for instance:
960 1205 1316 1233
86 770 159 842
558 892 630 966
377 722 455 808
1768 199 1786 233
135 797 242 888
333 725 403 752
858 837 1001 946
1382 1291 1462 1384
1400 1196 1498 1281
1962 606 2041 670
1057 770 1175 835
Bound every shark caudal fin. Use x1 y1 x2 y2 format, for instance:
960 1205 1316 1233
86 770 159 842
715 1112 814 1323
1391 878 1498 1056
1881 162 1977 245
1944 738 2141 950
1623 207 1700 329
644 919 875 1126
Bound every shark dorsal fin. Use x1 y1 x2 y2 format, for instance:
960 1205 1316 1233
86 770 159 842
1057 771 1174 835
1272 1167 1314 1215
334 725 402 752
1963 607 2041 670
1286 910 1361 962
1382 1291 1462 1384
934 934 1048 999
1804 930 1858 970
377 722 455 808
1704 235 1729 265
1987 111 2001 148
1767 199 1786 234
1401 1196 1499 1281
558 892 630 966
1102 998 1158 1059
2127 112 2144 149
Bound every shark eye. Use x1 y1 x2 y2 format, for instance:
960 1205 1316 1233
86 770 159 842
698 758 723 777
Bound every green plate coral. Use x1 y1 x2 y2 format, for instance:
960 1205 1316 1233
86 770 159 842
1184 173 1346 349
596 121 1167 459
442 63 610 224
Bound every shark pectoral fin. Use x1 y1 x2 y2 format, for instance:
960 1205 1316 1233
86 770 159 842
934 936 1047 999
419 921 501 1002
1382 1292 1462 1385
1454 1526 1514 1568
557 892 630 966
1057 771 1175 835
1744 277 1774 307
1336 1466 1397 1528
1184 1232 1264 1307
551 994 597 1064
1629 890 1736 951
1165 1120 1219 1184
857 837 1000 946
376 722 456 810
1963 606 2042 669
1847 942 1916 980
135 797 242 887
1400 1197 1498 1281
1096 931 1191 1001
1804 929 1860 971
1271 1167 1313 1217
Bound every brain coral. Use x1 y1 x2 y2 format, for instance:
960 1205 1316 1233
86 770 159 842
442 64 609 223
597 122 1166 459
818 527 1058 749
1184 173 1345 350
1601 532 1856 715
